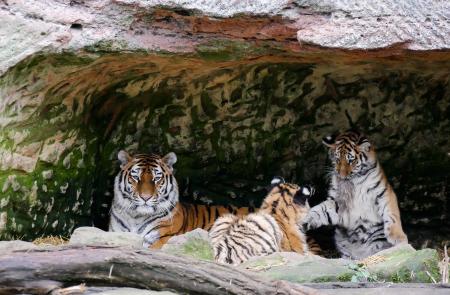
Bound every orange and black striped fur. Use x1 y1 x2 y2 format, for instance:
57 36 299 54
209 177 314 265
303 130 408 259
109 151 251 248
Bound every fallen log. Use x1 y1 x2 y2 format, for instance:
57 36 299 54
0 245 319 295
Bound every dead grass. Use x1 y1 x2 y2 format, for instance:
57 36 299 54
439 244 449 284
359 254 387 266
32 235 69 246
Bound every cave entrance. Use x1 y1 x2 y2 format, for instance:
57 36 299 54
1 52 449 249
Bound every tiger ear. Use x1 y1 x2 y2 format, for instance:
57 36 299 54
359 139 371 152
270 176 285 187
162 152 177 171
118 150 131 168
301 185 315 198
294 185 315 206
322 135 336 148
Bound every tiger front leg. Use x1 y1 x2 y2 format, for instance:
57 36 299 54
386 223 408 246
143 231 160 248
379 191 408 245
302 198 339 231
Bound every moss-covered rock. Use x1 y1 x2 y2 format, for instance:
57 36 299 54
238 244 442 283
69 226 144 248
367 244 441 283
150 228 443 284
241 253 357 283
161 229 214 261
0 240 37 254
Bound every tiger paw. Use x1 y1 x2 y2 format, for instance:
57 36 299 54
323 198 339 225
301 214 320 231
143 231 160 248
301 220 312 232
386 228 408 245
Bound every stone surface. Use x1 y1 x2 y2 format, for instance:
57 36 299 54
161 228 213 261
319 289 449 295
157 229 443 284
307 284 450 295
241 252 355 283
239 244 442 283
0 240 37 253
1 0 449 74
86 288 177 295
68 227 144 248
366 244 441 283
295 0 450 50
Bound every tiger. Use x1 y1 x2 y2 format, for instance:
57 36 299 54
209 177 314 265
109 150 251 248
302 130 408 260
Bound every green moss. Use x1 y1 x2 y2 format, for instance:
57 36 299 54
83 40 150 54
389 269 412 283
337 273 353 282
8 54 48 80
180 237 214 261
163 236 214 261
311 276 340 283
367 247 441 283
195 39 283 61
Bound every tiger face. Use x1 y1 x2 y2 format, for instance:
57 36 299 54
322 130 376 180
115 150 178 215
260 177 314 224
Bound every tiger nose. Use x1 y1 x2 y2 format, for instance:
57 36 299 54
140 194 154 201
337 165 349 177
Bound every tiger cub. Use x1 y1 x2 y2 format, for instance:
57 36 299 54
209 177 314 265
109 151 251 248
303 130 408 259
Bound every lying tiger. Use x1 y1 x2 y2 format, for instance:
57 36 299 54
109 150 252 248
303 130 408 259
209 177 314 265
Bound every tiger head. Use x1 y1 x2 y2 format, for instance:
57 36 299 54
114 150 179 215
322 130 376 180
260 177 314 225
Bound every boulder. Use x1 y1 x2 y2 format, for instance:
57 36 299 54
366 244 441 283
241 252 356 283
89 288 177 295
69 227 144 248
0 240 37 254
161 228 214 261
240 244 442 283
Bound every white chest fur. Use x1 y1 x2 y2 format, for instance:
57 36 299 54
334 175 383 229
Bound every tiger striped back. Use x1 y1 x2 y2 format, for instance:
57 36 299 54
209 213 281 265
151 203 252 249
209 177 314 265
109 150 252 248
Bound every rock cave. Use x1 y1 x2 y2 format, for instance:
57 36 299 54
0 0 449 291
1 50 449 250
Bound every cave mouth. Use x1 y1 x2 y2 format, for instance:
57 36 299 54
0 51 449 249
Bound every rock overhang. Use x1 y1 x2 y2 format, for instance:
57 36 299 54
1 0 449 75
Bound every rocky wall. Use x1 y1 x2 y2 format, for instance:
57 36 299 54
0 49 449 248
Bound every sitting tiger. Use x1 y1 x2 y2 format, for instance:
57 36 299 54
109 150 252 248
209 177 314 265
303 130 408 260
